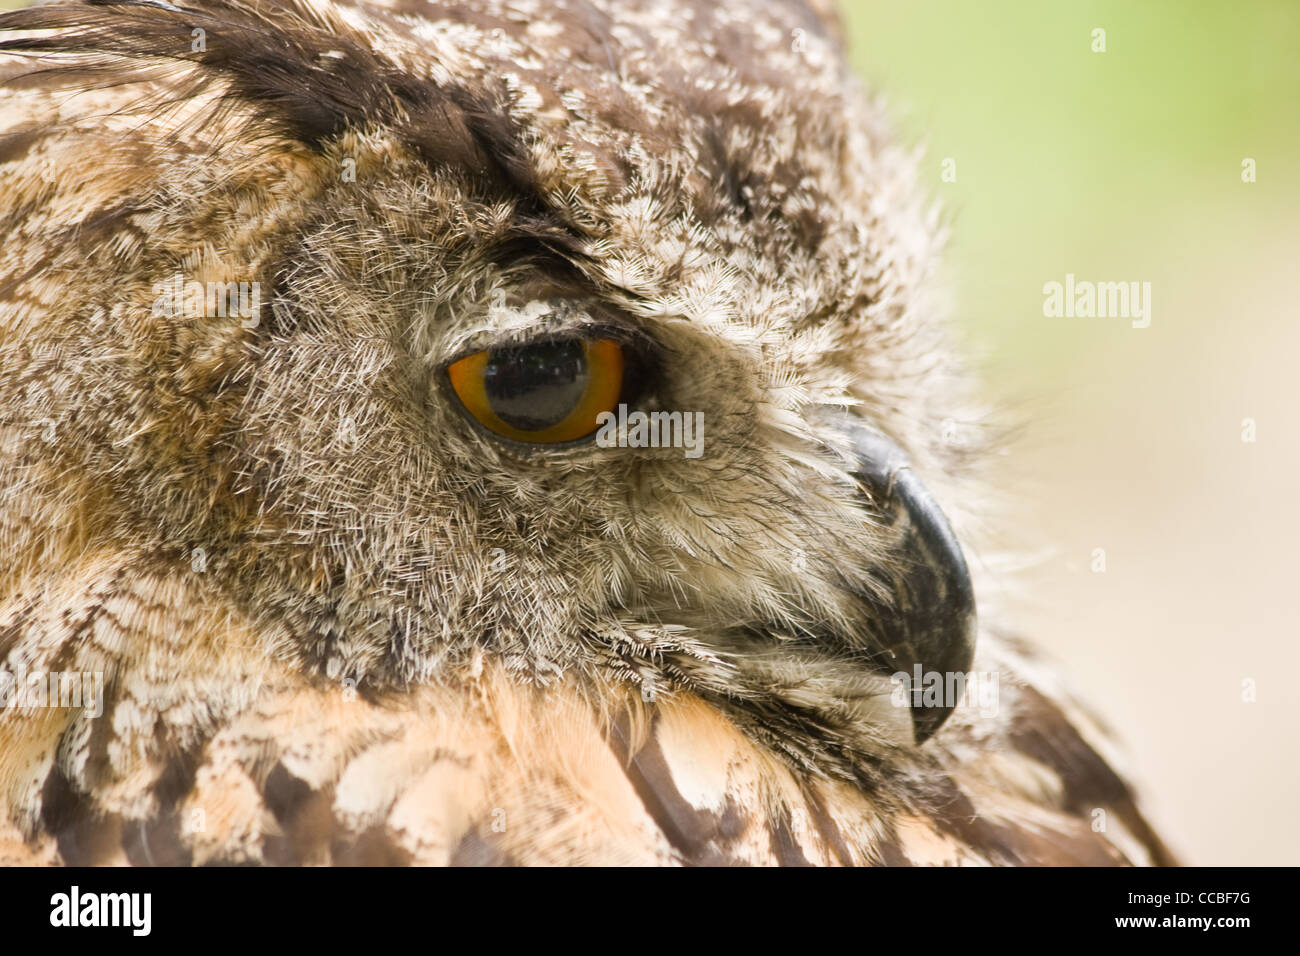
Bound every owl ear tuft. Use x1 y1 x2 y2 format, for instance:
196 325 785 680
0 0 536 195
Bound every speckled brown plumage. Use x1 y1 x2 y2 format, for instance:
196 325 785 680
0 0 1174 865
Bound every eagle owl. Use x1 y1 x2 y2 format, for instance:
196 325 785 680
0 0 1175 865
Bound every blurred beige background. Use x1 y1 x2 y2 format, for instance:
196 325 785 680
843 0 1300 864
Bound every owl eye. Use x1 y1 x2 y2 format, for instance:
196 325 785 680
447 337 625 443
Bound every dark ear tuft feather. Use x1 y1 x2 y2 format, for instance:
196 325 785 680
0 0 538 195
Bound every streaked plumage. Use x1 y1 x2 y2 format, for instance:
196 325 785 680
0 0 1174 865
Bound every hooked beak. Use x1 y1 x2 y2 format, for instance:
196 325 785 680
842 419 978 744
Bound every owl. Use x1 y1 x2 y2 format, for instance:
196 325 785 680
0 0 1175 865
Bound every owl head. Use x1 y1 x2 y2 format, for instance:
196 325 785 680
0 0 984 778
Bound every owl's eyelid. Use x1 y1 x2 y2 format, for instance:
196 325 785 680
439 321 654 370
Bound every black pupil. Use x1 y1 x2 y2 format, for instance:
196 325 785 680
483 339 589 431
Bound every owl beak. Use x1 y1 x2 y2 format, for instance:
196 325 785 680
843 422 978 745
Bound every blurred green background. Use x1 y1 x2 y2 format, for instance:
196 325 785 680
3 0 1295 864
842 0 1300 865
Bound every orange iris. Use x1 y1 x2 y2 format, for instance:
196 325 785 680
447 338 624 444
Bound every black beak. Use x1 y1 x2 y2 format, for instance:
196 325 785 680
841 419 978 744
